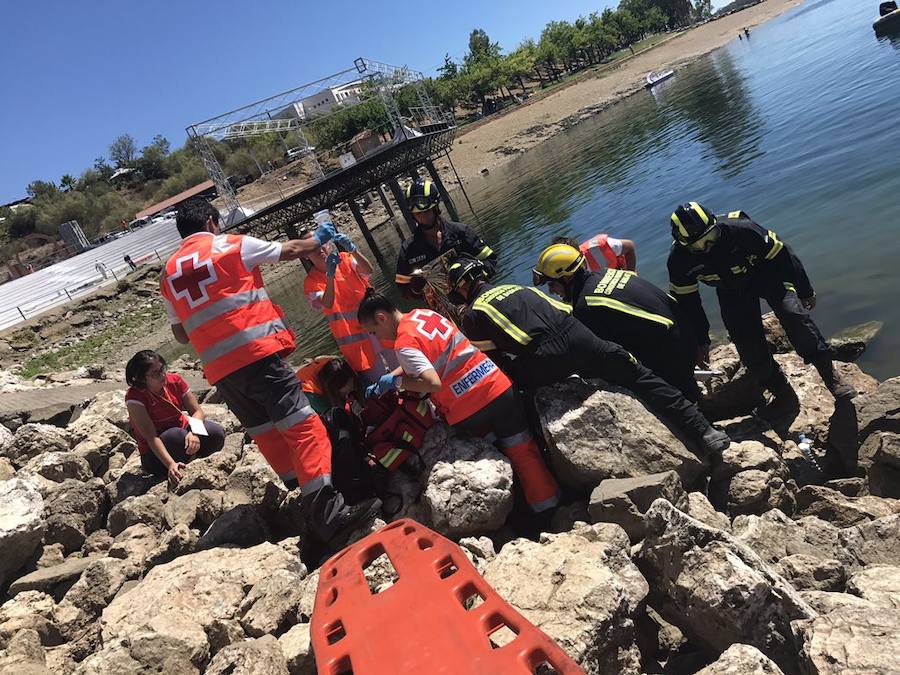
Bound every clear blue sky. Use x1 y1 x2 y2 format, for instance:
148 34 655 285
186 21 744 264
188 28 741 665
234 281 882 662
0 0 614 204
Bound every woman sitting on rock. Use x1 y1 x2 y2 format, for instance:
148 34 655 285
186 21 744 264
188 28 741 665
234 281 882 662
125 350 225 484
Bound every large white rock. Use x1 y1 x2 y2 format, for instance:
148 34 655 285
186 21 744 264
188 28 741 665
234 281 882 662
94 542 304 672
536 379 707 490
80 391 129 431
639 499 814 675
19 452 93 484
0 478 46 588
483 523 648 674
838 513 900 569
731 509 846 566
420 426 513 538
8 424 72 468
845 565 900 611
696 643 785 674
792 600 900 675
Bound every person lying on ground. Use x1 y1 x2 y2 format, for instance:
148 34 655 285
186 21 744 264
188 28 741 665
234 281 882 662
124 350 225 484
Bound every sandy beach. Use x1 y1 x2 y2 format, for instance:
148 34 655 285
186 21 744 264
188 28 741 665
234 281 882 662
444 0 804 183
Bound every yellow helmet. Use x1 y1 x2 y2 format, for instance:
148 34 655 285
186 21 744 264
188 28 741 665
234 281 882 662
533 244 585 285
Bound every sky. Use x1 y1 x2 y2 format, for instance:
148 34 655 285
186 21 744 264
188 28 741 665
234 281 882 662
0 0 619 204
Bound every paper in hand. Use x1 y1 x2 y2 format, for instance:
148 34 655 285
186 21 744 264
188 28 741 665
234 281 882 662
188 417 209 436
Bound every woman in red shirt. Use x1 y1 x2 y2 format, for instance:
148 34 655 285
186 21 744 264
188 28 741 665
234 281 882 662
124 350 225 483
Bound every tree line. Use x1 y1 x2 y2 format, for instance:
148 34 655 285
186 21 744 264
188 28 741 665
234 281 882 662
1 0 713 256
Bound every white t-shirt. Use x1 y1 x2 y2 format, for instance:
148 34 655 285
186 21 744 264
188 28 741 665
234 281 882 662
397 347 435 378
163 233 283 324
605 237 624 256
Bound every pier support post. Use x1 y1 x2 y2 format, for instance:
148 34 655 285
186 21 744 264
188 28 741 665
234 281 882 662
425 159 460 222
347 199 385 264
387 178 417 235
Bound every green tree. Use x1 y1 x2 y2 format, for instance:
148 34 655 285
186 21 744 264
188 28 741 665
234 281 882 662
506 42 537 93
465 28 501 65
26 180 58 199
438 54 458 79
150 134 170 154
693 0 713 20
59 174 76 192
643 6 670 33
109 134 137 167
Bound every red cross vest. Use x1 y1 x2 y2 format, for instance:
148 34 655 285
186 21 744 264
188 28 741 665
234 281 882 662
303 253 378 373
395 309 510 425
581 233 626 271
160 233 295 384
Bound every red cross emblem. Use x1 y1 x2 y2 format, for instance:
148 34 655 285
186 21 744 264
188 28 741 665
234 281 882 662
411 309 453 340
168 252 217 308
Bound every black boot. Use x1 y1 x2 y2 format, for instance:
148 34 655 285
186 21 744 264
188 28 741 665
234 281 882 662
700 426 731 456
302 484 381 554
813 359 857 400
753 369 801 426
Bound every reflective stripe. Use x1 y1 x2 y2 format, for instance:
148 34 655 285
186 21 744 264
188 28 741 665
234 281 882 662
529 287 572 313
246 421 275 437
765 231 783 260
183 288 271 334
473 300 532 346
325 310 358 322
689 201 709 225
697 274 721 282
584 296 674 328
531 492 560 512
671 212 689 238
670 283 699 295
728 210 742 218
379 447 404 468
198 319 289 364
301 473 332 494
498 430 531 448
438 348 477 379
471 339 497 351
476 245 494 260
431 332 468 373
274 405 315 432
783 282 796 292
336 332 370 346
730 266 745 274
395 274 413 283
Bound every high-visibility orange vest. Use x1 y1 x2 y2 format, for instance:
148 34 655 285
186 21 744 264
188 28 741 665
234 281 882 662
160 233 295 384
304 253 378 373
395 309 510 425
296 355 337 396
581 233 626 271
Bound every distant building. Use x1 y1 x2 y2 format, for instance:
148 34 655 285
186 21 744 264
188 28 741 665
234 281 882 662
273 79 365 122
134 180 217 220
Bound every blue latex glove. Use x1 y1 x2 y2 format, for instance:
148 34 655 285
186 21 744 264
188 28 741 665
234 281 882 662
333 233 356 252
313 222 336 246
365 374 401 399
325 251 340 277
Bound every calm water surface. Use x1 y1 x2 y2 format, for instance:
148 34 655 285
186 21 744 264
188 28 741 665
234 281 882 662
227 0 900 379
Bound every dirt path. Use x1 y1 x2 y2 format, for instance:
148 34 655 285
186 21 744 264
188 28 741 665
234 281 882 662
445 0 804 183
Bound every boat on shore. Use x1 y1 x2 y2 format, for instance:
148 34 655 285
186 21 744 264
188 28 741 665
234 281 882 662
875 1 900 34
645 70 675 88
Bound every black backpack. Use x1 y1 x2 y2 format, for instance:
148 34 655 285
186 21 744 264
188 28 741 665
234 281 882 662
321 406 377 507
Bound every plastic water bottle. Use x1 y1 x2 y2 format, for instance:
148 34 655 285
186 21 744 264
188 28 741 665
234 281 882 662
797 434 822 472
313 210 333 227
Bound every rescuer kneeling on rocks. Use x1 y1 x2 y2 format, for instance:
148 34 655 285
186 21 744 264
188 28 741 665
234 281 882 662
533 243 701 402
358 290 561 514
447 258 732 458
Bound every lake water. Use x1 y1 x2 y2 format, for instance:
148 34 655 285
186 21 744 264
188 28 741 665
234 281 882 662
257 0 900 379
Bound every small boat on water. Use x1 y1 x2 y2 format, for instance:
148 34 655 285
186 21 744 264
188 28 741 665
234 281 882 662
875 1 900 34
645 70 674 88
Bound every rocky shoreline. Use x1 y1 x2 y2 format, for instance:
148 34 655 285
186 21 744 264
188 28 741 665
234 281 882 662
2 316 899 674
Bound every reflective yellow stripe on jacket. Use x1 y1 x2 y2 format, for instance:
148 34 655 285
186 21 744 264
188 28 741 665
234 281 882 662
584 296 674 329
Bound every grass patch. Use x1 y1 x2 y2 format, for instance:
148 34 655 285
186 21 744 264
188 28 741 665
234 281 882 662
20 302 165 378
